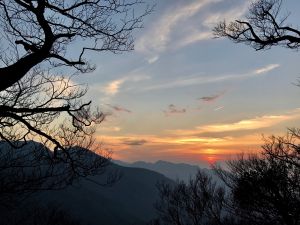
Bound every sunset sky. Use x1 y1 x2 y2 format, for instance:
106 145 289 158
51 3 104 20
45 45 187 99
73 0 300 167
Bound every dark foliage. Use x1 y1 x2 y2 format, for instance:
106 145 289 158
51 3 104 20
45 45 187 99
262 128 300 168
215 132 300 225
151 170 235 225
212 1 300 224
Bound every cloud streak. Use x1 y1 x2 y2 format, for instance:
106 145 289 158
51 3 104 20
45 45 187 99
200 115 291 133
168 109 300 136
136 0 221 57
254 64 280 74
142 64 280 91
199 90 226 103
96 110 300 163
214 106 224 111
99 126 122 132
102 74 150 96
164 104 187 116
123 139 148 146
103 79 124 96
136 0 251 61
106 104 132 113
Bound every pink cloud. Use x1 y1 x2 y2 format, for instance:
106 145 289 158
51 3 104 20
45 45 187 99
199 90 226 103
164 104 186 116
106 104 132 113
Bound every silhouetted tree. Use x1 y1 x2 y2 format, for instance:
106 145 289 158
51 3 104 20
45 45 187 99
262 128 300 168
153 133 300 225
0 0 151 91
214 151 300 225
212 1 300 224
0 0 148 206
152 170 235 225
0 0 150 154
0 68 111 207
213 0 300 50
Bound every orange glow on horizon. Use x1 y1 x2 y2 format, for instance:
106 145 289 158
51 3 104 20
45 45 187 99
205 155 218 165
95 132 264 164
95 107 298 164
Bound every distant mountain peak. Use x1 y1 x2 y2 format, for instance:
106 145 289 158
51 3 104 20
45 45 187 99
115 159 207 182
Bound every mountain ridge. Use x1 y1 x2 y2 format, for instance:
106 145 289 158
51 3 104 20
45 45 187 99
114 159 212 182
0 141 174 225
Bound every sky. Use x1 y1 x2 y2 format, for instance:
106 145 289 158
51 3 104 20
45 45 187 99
73 0 300 167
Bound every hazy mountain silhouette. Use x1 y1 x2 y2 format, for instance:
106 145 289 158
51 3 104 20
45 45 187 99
0 142 173 225
38 165 172 225
115 160 213 182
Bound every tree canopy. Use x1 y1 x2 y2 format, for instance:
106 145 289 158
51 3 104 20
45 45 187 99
153 133 300 225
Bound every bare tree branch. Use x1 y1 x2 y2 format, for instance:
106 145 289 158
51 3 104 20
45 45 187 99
213 0 300 51
0 0 152 91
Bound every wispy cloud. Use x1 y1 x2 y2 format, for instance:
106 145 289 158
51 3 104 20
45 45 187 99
147 56 159 64
164 104 187 116
99 126 122 132
168 109 300 136
97 112 300 163
103 79 124 96
254 64 280 74
136 0 250 61
199 90 226 103
202 2 250 28
176 31 212 49
142 64 280 91
136 0 221 57
106 104 132 113
123 139 148 146
173 137 224 144
102 74 150 96
200 115 291 133
182 1 250 47
214 106 224 111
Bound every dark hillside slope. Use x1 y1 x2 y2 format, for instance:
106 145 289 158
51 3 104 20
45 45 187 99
0 142 172 225
39 164 171 225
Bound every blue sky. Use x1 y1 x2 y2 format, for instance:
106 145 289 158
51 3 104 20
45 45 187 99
72 0 300 166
